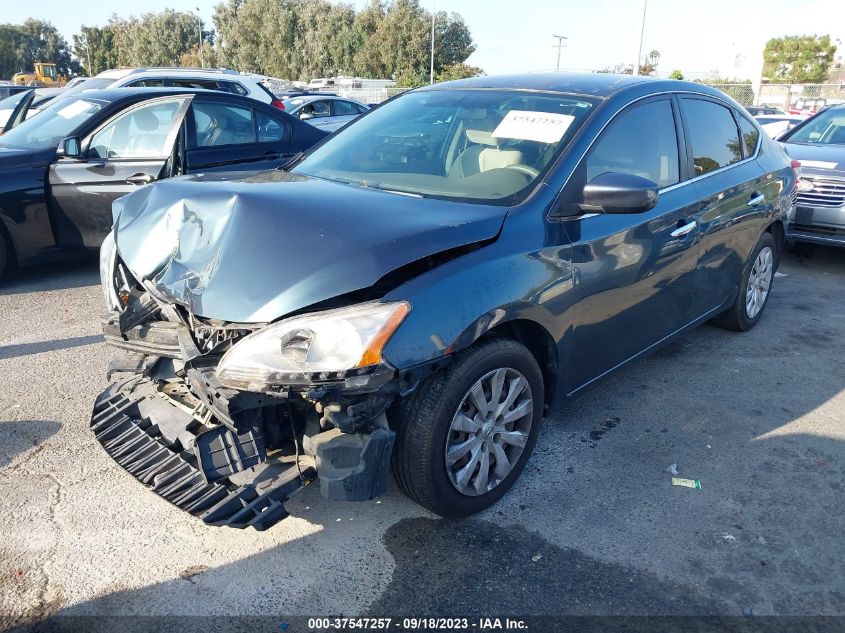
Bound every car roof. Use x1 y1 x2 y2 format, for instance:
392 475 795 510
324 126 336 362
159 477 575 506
284 94 364 104
415 71 731 101
63 87 264 104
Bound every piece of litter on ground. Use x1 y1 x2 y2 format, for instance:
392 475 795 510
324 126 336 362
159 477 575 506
531 554 543 562
671 477 701 490
774 272 788 278
722 533 736 541
666 463 679 476
707 444 712 449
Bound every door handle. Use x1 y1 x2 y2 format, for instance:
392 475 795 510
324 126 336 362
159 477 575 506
748 192 765 206
126 173 155 185
670 220 697 238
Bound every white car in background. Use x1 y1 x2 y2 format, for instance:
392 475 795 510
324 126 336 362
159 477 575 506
61 67 284 109
281 95 370 132
755 114 807 139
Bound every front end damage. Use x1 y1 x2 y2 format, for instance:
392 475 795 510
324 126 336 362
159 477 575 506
91 173 506 529
93 251 409 531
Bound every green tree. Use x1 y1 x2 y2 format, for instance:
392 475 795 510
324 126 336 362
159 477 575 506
763 34 837 83
436 62 483 82
669 69 684 80
0 19 81 79
72 26 118 75
212 0 476 83
108 10 210 68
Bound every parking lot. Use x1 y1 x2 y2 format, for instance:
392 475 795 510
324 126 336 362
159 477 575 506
0 246 843 626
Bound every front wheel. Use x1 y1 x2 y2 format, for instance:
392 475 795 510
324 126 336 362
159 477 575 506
713 232 777 331
391 339 544 517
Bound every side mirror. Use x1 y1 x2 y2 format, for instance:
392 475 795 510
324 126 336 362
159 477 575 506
57 136 81 158
581 172 658 214
299 112 313 121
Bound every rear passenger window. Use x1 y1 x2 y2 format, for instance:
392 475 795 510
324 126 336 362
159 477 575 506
587 99 680 188
127 79 165 87
737 115 760 158
256 111 289 142
171 79 220 91
333 100 361 116
681 99 742 175
225 82 248 96
192 102 255 147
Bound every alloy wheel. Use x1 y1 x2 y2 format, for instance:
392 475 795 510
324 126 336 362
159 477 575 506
745 245 774 319
445 367 534 496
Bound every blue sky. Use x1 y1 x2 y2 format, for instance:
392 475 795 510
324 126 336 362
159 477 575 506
8 0 845 79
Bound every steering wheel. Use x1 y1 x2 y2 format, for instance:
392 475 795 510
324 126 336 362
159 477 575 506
504 164 540 179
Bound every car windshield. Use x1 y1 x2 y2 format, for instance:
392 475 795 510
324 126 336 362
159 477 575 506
293 89 597 204
282 97 308 111
786 107 845 145
0 96 104 150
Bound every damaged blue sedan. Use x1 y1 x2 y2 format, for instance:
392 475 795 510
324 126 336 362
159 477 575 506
93 73 796 529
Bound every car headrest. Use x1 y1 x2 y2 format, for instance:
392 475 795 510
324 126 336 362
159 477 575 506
132 108 159 132
465 128 500 146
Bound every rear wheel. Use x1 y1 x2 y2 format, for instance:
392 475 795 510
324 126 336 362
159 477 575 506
713 232 776 331
0 230 8 279
392 339 544 517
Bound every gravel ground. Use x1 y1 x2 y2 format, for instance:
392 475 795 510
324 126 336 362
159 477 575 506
0 247 843 629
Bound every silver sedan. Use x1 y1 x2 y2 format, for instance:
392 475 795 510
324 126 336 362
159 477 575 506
281 95 370 132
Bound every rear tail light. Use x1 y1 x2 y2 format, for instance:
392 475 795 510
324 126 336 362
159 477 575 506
271 99 285 110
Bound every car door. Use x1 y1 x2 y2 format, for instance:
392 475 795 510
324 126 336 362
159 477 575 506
184 99 293 172
48 95 192 248
679 97 769 309
3 90 35 133
299 99 334 131
557 96 705 392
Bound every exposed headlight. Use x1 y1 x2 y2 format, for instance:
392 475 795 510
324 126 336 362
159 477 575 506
217 301 410 392
99 231 119 311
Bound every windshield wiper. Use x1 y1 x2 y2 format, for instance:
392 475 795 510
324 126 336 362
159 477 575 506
278 151 305 171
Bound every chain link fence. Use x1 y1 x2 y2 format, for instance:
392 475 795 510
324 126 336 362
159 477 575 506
705 82 845 111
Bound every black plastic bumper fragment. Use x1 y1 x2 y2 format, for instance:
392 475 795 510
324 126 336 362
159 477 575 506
90 380 311 530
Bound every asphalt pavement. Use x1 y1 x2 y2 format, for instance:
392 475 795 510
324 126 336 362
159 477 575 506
0 247 843 629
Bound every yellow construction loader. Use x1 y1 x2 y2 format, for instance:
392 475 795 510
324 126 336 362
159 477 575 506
12 62 66 87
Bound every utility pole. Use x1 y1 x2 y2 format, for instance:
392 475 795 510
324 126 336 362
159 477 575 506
552 35 567 71
85 35 93 76
430 1 436 84
196 7 204 68
633 0 647 76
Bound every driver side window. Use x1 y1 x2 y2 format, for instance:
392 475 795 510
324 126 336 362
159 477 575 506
88 99 183 159
586 99 680 189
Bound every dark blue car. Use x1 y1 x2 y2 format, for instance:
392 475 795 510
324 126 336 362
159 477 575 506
92 73 796 529
0 87 327 275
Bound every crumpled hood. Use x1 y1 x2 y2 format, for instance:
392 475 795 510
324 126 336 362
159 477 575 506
781 143 845 177
113 170 507 322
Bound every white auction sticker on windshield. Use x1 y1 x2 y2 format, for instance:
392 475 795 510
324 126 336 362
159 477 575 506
57 100 92 120
492 110 575 144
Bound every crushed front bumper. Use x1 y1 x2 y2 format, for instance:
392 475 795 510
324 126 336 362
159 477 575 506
91 374 313 530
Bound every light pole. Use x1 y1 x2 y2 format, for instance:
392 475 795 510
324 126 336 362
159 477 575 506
196 7 204 68
430 1 436 84
633 0 647 76
552 35 567 71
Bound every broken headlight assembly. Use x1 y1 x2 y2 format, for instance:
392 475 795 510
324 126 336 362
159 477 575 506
216 301 410 392
99 231 120 311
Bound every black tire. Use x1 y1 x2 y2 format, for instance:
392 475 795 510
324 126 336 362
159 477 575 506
391 338 544 517
712 232 777 332
0 229 8 279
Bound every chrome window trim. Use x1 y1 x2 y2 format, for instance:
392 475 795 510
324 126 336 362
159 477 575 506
549 89 762 217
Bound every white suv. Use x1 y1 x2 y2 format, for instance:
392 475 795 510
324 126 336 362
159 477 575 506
65 67 283 109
